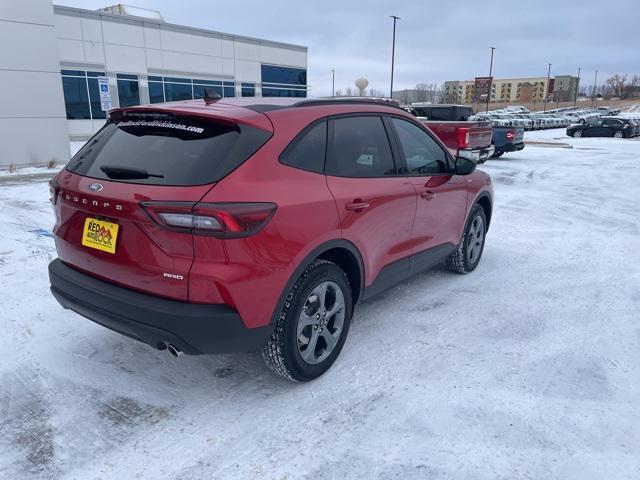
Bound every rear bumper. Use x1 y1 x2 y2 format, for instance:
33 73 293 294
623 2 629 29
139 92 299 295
457 145 495 163
501 142 525 153
48 258 272 354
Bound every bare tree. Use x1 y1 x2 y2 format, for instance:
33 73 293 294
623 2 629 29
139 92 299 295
625 75 640 98
606 74 629 99
334 89 344 97
414 83 430 102
368 88 384 97
396 89 410 104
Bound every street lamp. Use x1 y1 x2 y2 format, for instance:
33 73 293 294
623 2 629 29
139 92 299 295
331 69 335 97
389 15 400 98
592 69 598 107
485 47 495 113
574 67 581 109
543 63 552 112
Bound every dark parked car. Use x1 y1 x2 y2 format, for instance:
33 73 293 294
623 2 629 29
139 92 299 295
567 117 635 138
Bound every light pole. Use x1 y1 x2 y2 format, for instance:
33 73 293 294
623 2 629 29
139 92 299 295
573 67 581 109
389 15 400 98
543 63 552 112
331 69 335 97
485 47 495 113
591 69 598 107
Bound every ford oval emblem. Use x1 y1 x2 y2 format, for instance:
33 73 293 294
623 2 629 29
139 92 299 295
88 183 103 192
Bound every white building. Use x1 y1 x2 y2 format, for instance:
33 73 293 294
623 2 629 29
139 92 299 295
0 1 308 169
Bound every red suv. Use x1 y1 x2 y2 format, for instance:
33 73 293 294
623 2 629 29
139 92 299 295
48 97 493 381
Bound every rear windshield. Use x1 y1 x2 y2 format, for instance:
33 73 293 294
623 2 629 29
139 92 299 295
66 113 271 186
413 107 472 121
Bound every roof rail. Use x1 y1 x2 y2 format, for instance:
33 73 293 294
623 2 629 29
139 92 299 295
292 97 402 109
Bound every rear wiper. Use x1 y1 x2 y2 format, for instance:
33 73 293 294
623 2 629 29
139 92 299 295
100 165 164 179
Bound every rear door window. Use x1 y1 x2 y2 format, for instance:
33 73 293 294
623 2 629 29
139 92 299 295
325 116 396 177
425 108 453 121
66 113 271 185
279 120 327 173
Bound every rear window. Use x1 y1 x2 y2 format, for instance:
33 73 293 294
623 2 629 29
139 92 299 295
66 113 271 186
412 107 472 121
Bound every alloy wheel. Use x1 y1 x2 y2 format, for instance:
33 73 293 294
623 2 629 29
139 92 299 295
467 215 485 264
296 281 346 365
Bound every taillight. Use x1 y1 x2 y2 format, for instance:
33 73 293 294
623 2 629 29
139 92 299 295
141 202 277 238
506 130 515 141
49 178 59 205
456 127 470 149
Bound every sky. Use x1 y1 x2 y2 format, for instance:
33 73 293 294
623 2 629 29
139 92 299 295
56 0 639 97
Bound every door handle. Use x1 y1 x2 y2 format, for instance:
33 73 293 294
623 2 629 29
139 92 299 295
421 190 436 201
345 200 370 212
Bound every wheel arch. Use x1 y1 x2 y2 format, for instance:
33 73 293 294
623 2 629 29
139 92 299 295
475 192 493 231
269 239 365 325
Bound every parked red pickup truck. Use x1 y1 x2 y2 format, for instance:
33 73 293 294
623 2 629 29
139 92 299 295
404 104 494 163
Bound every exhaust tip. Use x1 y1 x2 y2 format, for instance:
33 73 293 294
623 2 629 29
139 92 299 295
166 343 183 357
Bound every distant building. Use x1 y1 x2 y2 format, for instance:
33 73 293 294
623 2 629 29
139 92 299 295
444 75 579 104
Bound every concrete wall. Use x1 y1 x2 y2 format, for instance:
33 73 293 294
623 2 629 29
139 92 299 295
0 0 70 169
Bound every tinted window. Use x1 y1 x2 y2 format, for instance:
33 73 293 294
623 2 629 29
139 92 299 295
164 82 192 101
66 114 271 186
326 116 395 177
241 83 255 97
426 107 453 121
261 64 307 98
62 76 90 119
149 81 164 103
116 75 140 108
193 84 222 99
262 87 306 97
261 65 307 86
223 82 235 98
391 118 449 175
280 121 326 173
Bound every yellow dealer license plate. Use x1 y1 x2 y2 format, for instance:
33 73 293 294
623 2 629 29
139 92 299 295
82 218 119 254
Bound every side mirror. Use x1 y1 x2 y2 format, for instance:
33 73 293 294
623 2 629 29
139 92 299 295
454 156 476 175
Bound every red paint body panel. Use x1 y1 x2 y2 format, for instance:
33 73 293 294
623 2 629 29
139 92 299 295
326 176 416 286
421 121 493 150
405 174 470 253
53 170 212 301
51 98 493 334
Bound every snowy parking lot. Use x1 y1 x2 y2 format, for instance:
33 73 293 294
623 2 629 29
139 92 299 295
1 129 639 479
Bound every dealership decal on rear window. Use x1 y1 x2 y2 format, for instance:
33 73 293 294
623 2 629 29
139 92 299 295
116 120 205 134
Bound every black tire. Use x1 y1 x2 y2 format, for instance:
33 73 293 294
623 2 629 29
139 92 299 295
262 260 353 382
573 130 583 138
492 151 504 158
446 204 487 274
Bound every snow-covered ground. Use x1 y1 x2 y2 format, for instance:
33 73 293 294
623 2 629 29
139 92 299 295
1 129 639 479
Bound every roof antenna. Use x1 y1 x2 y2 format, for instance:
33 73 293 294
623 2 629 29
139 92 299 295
203 88 222 105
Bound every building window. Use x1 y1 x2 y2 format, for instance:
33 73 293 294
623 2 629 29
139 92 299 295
60 70 106 120
148 76 236 103
241 83 255 97
116 74 140 107
261 64 307 97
